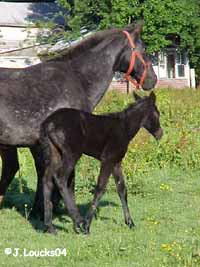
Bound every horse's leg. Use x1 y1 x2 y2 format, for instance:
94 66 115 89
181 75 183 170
113 162 135 228
84 162 113 234
30 146 75 218
29 146 45 218
0 148 19 206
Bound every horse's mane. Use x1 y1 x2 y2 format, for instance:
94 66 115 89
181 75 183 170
47 28 123 62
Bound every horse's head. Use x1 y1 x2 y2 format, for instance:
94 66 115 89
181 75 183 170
117 22 157 90
134 92 163 140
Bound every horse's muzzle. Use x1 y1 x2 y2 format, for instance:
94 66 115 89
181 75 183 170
142 74 158 90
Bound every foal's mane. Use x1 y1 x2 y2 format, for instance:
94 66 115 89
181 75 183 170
102 96 149 119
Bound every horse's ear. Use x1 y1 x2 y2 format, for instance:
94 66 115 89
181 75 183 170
133 92 141 101
125 20 143 34
149 91 156 103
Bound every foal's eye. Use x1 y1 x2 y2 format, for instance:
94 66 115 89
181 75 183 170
153 111 159 118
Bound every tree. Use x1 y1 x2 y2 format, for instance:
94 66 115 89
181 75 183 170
55 0 200 85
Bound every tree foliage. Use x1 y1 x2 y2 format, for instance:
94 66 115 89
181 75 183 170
55 0 200 84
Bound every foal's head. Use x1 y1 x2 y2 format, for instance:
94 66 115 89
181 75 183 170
134 92 163 140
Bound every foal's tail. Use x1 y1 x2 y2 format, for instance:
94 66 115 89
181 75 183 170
40 120 63 157
48 129 64 158
41 121 73 165
47 125 73 162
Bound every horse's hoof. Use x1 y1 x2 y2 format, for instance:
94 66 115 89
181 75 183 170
29 208 44 221
126 218 135 229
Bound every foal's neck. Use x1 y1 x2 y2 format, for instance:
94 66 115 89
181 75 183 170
124 100 149 140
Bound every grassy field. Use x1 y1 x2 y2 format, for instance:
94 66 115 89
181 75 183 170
0 89 200 267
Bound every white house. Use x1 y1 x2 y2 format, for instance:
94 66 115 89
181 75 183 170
0 1 62 67
152 49 196 88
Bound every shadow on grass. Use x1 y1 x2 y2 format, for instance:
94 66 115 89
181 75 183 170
2 178 45 232
3 177 34 212
1 178 119 233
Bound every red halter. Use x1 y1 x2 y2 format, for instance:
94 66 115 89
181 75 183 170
122 30 151 90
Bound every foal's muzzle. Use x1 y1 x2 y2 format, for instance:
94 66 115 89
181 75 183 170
154 128 163 140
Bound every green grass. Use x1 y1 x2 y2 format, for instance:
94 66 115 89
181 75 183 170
0 89 200 267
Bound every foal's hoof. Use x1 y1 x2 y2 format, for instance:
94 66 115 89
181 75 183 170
0 195 4 207
82 220 90 235
74 220 89 235
45 226 57 235
126 218 135 229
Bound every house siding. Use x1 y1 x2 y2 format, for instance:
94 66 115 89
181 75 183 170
156 78 189 89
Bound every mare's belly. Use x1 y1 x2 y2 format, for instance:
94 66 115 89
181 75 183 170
0 121 40 146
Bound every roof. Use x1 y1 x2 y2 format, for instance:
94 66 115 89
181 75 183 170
0 1 64 27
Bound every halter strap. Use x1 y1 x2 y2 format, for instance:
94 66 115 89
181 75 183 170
122 30 150 90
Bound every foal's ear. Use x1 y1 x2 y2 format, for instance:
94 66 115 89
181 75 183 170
134 20 144 37
149 91 156 103
133 92 141 101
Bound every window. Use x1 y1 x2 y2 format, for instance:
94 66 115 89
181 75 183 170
176 52 186 77
158 51 167 78
149 52 158 66
167 53 175 78
159 52 165 68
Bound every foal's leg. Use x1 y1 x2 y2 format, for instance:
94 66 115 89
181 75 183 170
43 168 56 234
53 157 85 234
30 146 75 218
30 145 61 218
67 169 75 200
52 169 76 211
113 162 135 228
84 162 114 234
0 148 19 206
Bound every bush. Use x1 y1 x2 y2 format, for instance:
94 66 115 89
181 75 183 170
94 88 200 173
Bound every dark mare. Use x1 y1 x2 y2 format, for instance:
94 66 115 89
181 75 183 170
0 22 157 217
40 92 163 234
